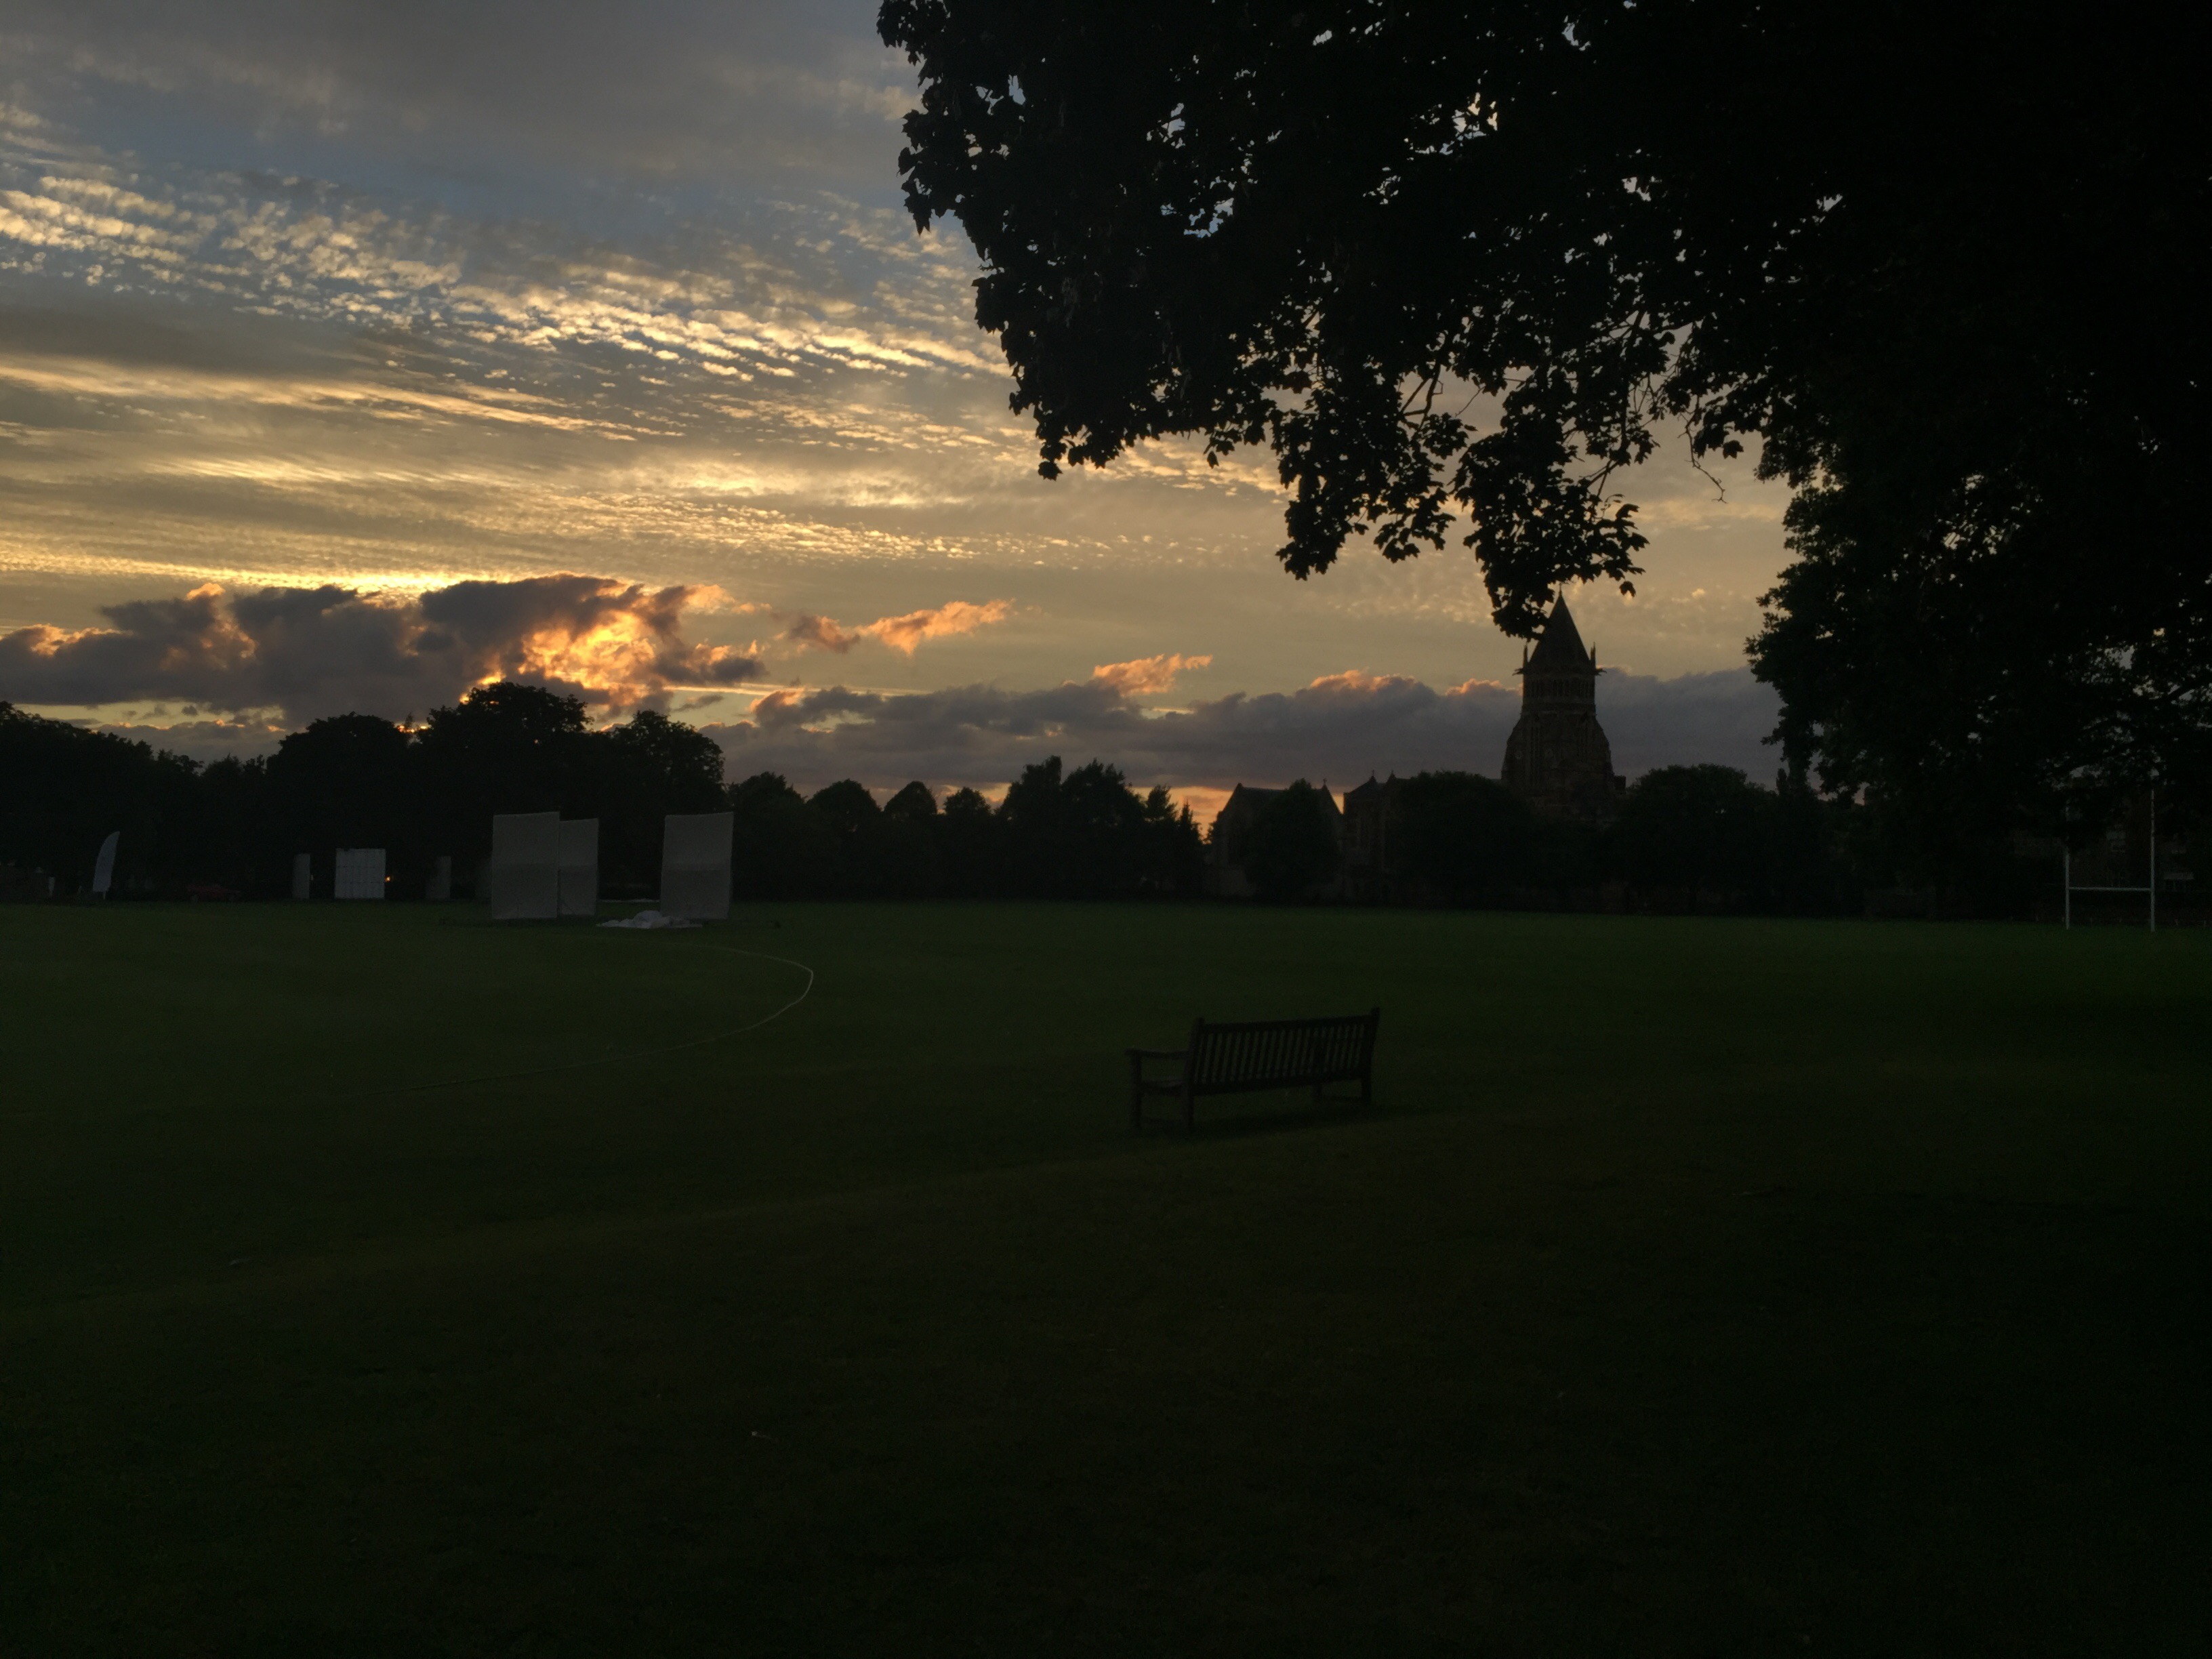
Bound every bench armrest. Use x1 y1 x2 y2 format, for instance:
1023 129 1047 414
1125 1046 1186 1061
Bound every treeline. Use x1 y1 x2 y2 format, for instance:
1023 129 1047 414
0 685 1204 902
1221 765 2063 917
5 686 2073 914
731 757 1202 900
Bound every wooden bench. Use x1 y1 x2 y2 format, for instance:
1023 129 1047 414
1128 1009 1380 1132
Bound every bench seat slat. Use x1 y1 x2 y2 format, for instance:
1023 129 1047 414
1129 1009 1380 1130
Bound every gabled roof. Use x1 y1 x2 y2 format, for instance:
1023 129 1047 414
1521 596 1595 675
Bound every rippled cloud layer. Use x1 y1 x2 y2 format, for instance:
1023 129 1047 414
0 0 1793 755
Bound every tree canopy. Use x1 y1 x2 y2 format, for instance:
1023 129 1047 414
878 1 2208 823
1231 781 1343 901
1605 763 1771 911
1393 771 1533 901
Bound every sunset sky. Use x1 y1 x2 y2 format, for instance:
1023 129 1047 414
0 0 1791 807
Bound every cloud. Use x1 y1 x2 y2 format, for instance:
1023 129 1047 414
0 574 760 723
865 599 1014 655
84 715 293 764
0 0 1792 710
779 598 1013 656
0 163 997 398
700 666 1782 797
0 0 912 190
1597 668 1786 781
1089 652 1212 695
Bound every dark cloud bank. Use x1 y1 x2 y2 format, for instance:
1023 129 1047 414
0 575 758 724
701 670 1780 795
4 575 1780 789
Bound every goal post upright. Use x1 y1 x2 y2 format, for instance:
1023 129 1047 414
2062 785 2159 931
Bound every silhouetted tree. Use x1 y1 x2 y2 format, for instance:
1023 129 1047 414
187 754 276 893
1767 771 1857 916
1607 765 1773 912
1059 760 1149 896
415 681 589 877
267 714 415 889
581 708 731 895
998 756 1073 895
1393 771 1534 901
808 779 892 896
997 756 1183 897
938 785 1000 897
1139 785 1206 895
729 771 831 899
880 780 946 896
884 781 939 824
0 703 205 894
1235 780 1341 902
880 1 2208 827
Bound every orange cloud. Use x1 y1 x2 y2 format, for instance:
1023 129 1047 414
500 592 757 708
1304 670 1420 695
868 599 1013 653
781 598 1013 656
1089 652 1213 695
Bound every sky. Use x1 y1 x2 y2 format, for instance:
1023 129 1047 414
0 0 1793 813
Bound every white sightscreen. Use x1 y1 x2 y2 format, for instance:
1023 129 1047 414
334 846 386 900
661 811 733 921
558 818 599 917
488 811 561 920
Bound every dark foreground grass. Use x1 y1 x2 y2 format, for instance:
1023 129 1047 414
2 901 2207 1655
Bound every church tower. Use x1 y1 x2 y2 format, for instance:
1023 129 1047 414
1500 596 1626 819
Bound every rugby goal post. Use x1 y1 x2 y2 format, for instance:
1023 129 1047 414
2064 787 2158 932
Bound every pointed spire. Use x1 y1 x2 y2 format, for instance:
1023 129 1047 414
1523 594 1592 674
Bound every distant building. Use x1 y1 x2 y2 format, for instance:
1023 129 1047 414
1339 774 1401 903
1500 596 1626 821
1214 594 1624 901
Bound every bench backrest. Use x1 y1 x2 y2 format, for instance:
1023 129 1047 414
1187 1009 1379 1091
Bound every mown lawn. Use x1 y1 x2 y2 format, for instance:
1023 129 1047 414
2 901 2207 1655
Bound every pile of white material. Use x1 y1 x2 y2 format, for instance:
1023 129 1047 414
598 908 699 930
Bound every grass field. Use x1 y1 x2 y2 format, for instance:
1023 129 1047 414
3 901 2207 1655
